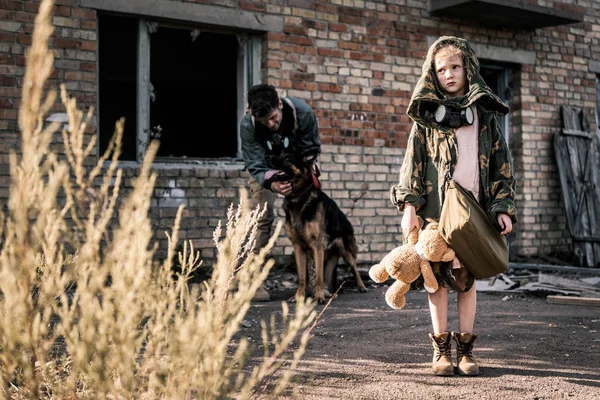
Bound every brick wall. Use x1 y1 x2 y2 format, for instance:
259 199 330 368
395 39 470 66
512 19 596 258
1 0 598 267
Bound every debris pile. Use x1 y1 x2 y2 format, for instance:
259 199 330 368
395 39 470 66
477 264 600 305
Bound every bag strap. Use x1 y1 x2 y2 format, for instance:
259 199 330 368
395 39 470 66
442 133 455 191
281 97 299 130
439 132 473 294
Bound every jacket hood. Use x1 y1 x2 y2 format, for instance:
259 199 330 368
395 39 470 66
407 36 509 130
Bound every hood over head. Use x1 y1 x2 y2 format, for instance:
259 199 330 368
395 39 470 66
407 36 509 130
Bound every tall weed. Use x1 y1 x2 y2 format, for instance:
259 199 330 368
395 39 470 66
0 0 316 398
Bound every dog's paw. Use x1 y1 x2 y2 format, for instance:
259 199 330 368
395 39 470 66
289 290 307 303
357 285 368 293
310 288 332 298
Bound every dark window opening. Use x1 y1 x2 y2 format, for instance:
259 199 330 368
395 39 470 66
98 14 138 161
150 27 239 158
480 66 505 98
480 64 509 140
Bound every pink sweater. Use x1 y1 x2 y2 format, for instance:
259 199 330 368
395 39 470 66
452 106 480 200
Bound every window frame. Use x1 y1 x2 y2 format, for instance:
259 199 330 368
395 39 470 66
96 16 262 166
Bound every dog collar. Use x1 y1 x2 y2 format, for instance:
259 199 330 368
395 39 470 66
310 163 321 190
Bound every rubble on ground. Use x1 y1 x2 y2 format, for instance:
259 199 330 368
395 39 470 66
476 264 600 300
266 263 600 302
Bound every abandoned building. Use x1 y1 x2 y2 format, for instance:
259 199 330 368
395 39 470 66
0 0 599 268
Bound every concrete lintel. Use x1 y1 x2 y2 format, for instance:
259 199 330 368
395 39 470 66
473 43 536 65
589 60 600 74
426 36 536 65
80 0 284 32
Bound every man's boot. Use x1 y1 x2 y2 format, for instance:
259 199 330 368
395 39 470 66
451 331 480 376
429 332 454 376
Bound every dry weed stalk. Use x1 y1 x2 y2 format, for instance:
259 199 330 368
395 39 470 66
0 0 317 398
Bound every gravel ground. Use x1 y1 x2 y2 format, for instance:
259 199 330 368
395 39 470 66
242 269 600 400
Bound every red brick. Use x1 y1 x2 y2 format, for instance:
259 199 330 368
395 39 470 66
80 62 95 72
329 23 347 33
54 38 80 49
338 41 361 51
266 59 280 68
71 8 96 19
267 32 286 42
283 24 307 36
314 3 336 13
239 1 265 12
23 3 40 13
55 5 71 17
0 77 16 86
339 14 362 25
289 35 313 46
0 10 14 19
80 40 96 51
0 0 22 11
0 98 15 108
0 32 16 43
0 54 14 64
81 20 96 29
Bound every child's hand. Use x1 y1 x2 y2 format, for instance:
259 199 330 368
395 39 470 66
401 204 420 237
497 213 513 235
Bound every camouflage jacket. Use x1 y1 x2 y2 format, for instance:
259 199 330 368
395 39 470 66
390 36 517 229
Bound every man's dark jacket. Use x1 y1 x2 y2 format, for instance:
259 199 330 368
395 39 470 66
240 97 321 188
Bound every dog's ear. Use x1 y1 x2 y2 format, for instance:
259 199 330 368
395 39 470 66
302 153 317 165
281 153 296 169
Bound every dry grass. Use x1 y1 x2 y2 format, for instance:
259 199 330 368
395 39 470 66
0 0 316 398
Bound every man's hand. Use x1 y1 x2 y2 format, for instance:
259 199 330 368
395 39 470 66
401 204 419 237
497 213 513 235
271 180 293 197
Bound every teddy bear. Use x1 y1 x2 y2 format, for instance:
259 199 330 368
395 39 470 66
369 219 456 309
415 220 458 269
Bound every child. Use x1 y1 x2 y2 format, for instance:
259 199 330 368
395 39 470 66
390 36 517 376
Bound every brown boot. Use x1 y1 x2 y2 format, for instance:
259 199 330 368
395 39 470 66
429 332 454 376
451 331 480 376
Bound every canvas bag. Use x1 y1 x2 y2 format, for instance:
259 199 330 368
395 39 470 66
438 179 509 279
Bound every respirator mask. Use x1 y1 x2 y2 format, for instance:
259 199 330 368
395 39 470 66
434 105 474 128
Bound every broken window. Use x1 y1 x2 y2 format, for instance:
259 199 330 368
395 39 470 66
480 64 510 144
98 15 138 161
97 14 261 162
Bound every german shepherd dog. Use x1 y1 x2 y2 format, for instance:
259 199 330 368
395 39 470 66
278 154 367 304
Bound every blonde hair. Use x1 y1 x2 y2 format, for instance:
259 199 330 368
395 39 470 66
432 45 463 64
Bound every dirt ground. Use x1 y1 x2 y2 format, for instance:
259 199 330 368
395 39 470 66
242 267 600 400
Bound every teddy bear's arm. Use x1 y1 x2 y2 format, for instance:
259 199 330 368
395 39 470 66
369 263 390 283
385 280 410 309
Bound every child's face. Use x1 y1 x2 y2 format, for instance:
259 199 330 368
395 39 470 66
434 47 467 98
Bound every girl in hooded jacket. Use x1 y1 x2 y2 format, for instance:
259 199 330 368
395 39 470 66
390 36 518 376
